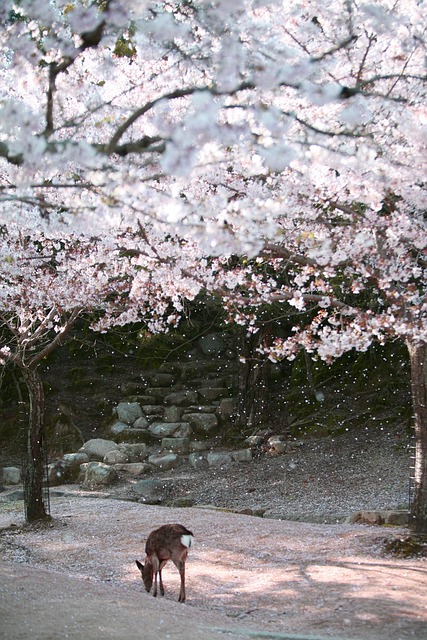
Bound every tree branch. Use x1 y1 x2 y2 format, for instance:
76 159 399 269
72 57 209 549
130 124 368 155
27 308 82 368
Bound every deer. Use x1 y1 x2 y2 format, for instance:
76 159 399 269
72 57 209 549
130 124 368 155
135 523 194 603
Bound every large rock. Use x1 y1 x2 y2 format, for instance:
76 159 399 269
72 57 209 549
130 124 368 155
113 463 151 477
164 390 198 406
80 461 117 488
189 452 209 469
217 397 235 420
1 467 21 485
198 333 225 356
197 388 228 402
133 416 149 429
182 412 218 434
115 402 143 425
161 437 190 455
142 405 164 416
231 449 253 463
48 453 90 486
189 440 209 452
117 443 148 462
103 449 128 465
133 478 173 504
109 421 129 437
163 406 184 422
63 452 90 468
148 422 192 438
79 439 118 461
207 452 233 467
148 452 182 470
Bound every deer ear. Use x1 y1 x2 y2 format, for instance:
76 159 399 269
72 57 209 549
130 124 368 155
135 560 144 572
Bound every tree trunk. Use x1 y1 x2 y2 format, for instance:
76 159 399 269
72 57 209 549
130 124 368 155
406 340 427 534
21 366 49 522
237 325 272 430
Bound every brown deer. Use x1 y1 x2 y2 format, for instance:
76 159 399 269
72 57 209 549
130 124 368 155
135 523 194 603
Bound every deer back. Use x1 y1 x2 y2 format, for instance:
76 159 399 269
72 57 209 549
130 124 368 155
145 523 194 562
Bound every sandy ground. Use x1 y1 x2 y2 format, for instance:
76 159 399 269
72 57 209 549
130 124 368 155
1 495 426 640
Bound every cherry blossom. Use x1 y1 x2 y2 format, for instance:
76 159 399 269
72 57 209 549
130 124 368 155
1 1 427 529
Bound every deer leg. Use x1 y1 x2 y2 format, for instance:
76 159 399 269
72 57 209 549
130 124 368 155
151 556 160 597
158 560 168 596
172 559 186 603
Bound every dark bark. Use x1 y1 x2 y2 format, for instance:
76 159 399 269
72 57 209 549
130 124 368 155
406 340 427 534
21 366 49 522
237 325 272 430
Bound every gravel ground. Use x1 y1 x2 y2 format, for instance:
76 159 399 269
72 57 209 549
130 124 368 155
95 423 410 523
1 424 426 640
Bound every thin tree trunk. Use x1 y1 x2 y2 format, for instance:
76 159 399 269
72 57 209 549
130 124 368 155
237 326 272 430
21 366 49 522
406 340 427 534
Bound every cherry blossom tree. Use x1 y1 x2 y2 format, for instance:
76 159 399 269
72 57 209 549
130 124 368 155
1 1 426 529
0 221 202 520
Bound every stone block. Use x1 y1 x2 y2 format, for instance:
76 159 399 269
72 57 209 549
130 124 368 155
149 422 192 438
81 461 117 488
133 478 173 504
189 441 209 452
182 412 218 434
161 437 190 455
1 466 21 485
197 388 228 402
217 397 235 418
109 421 129 437
79 439 118 461
207 452 233 467
189 452 209 469
164 390 198 406
62 453 89 468
163 406 184 422
115 402 143 425
148 453 182 470
232 449 253 463
133 416 149 429
48 453 90 486
142 405 164 416
104 449 128 464
117 443 147 462
113 463 151 477
198 333 224 356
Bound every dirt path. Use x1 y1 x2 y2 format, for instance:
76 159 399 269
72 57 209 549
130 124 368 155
1 495 427 640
